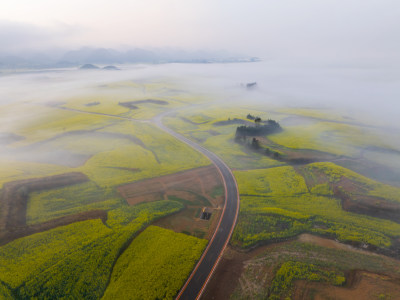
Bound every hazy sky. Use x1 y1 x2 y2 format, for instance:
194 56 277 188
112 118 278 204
1 0 400 62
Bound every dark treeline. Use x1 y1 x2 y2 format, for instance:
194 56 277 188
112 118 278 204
246 114 256 120
235 118 282 138
234 115 287 161
245 137 284 160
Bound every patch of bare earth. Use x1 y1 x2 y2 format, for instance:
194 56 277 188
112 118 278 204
202 236 300 298
293 271 400 300
0 172 106 245
118 165 224 239
201 247 250 300
202 243 286 300
298 234 382 256
334 177 400 224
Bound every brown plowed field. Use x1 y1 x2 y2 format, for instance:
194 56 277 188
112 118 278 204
118 165 224 238
0 172 107 245
118 165 223 207
201 245 269 300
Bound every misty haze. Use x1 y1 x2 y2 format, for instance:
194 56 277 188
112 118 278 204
0 1 400 300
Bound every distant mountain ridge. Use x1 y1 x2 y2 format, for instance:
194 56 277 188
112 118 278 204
0 47 260 69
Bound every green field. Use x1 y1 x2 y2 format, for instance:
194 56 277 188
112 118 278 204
164 108 285 169
60 80 191 120
0 200 182 299
269 261 345 300
0 282 13 300
11 104 112 145
18 115 210 222
0 78 213 299
232 165 400 248
0 159 70 189
27 181 123 224
0 79 210 188
164 106 400 251
304 162 400 203
103 226 207 300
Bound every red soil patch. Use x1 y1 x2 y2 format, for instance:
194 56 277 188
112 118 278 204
0 172 107 245
118 165 224 238
293 271 400 300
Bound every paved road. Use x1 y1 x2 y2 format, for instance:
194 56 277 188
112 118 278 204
154 113 240 300
53 105 240 299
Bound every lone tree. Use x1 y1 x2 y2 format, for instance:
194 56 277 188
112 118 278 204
251 138 261 149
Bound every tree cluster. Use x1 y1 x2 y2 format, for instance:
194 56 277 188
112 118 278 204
246 114 256 120
235 118 282 138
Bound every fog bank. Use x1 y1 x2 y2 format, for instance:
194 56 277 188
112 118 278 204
0 60 399 142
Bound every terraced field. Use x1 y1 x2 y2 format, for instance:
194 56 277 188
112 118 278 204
0 79 214 299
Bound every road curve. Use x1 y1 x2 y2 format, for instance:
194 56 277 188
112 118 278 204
53 105 240 299
154 113 240 300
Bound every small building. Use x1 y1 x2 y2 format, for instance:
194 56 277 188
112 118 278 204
246 82 257 89
200 207 213 220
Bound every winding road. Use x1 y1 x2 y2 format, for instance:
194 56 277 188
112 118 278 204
55 105 240 299
154 112 240 300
